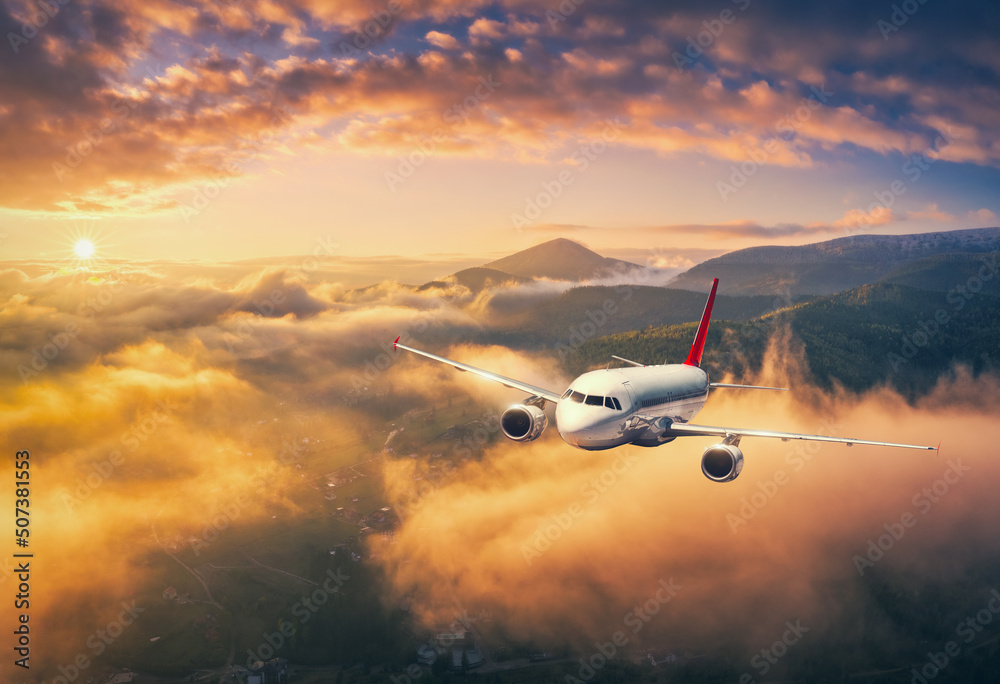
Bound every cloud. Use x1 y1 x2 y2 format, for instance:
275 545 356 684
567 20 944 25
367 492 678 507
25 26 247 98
516 223 596 233
578 15 626 39
833 206 895 229
905 203 958 223
282 26 320 48
468 17 505 42
521 221 836 241
425 30 459 49
234 268 328 318
0 256 528 673
372 344 1000 656
4 252 1000 677
3 0 998 216
1 334 316 671
968 208 999 224
645 221 835 239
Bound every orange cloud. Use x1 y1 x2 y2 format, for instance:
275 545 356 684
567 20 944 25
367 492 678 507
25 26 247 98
906 203 958 223
1 0 997 221
834 206 895 229
425 30 460 49
373 351 1000 652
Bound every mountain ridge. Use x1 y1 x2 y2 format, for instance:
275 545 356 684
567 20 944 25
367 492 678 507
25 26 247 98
668 227 1000 295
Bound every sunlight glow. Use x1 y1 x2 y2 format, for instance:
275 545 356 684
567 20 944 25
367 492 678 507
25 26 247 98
74 239 96 259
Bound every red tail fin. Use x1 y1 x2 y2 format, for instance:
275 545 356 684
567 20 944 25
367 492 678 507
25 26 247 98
683 278 718 367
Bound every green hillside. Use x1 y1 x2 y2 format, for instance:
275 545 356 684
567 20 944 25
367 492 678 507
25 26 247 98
563 283 1000 398
879 252 1000 295
478 285 804 348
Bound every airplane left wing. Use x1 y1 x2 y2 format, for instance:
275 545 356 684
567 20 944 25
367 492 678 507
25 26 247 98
664 421 937 451
393 338 563 405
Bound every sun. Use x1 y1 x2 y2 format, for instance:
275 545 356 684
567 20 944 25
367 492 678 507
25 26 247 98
74 239 96 259
60 224 113 268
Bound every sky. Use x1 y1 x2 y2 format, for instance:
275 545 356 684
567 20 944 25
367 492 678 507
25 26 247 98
1 0 999 265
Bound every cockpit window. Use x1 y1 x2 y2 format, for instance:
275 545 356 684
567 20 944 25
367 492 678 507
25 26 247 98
567 392 622 409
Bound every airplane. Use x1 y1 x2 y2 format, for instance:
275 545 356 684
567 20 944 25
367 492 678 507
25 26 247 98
393 277 937 483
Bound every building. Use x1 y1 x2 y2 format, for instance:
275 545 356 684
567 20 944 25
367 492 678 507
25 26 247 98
647 650 679 667
104 673 136 684
246 658 288 684
450 645 484 671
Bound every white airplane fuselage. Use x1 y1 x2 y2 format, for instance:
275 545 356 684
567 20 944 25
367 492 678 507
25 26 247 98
554 363 710 450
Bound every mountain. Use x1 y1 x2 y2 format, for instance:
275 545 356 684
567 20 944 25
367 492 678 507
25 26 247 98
418 267 532 293
481 237 641 281
478 285 799 348
563 282 1000 398
668 227 1000 295
414 238 643 292
879 252 1000 296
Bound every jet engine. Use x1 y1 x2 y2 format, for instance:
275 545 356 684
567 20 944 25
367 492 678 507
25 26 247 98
701 443 744 483
501 404 548 442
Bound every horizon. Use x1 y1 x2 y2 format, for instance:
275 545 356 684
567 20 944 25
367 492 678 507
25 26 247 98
3 226 997 290
6 224 998 266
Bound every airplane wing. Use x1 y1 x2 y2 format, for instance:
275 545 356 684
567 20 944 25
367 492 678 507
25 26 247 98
664 421 936 451
710 383 789 391
393 338 563 404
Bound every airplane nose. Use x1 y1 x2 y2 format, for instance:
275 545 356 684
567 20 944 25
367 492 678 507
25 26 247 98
555 403 595 440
